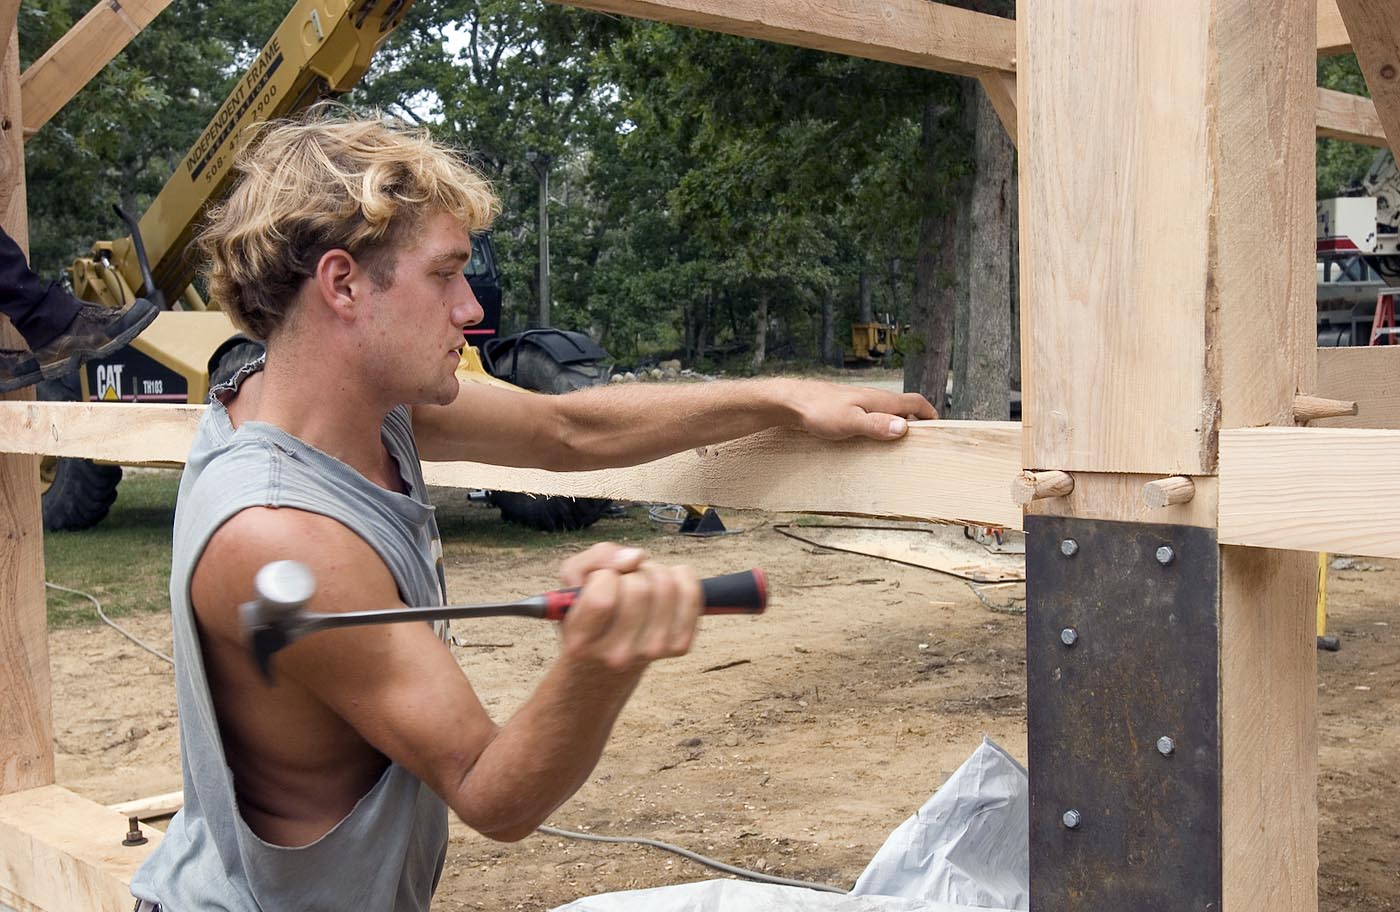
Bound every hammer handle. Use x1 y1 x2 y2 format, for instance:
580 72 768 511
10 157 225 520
542 568 767 620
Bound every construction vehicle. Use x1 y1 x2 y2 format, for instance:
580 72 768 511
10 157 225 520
1316 149 1400 345
848 317 903 363
40 0 612 533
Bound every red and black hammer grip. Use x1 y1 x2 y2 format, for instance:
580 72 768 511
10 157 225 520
541 568 767 621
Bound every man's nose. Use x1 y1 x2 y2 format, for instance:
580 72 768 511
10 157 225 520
452 283 484 328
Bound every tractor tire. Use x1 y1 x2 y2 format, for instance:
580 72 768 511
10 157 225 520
209 340 266 392
489 344 612 532
38 373 122 531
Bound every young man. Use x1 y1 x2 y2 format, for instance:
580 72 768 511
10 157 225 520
0 226 156 393
129 110 935 911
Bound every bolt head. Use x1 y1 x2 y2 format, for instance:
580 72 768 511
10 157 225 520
1062 809 1082 829
1060 627 1079 647
1157 736 1176 756
1155 545 1175 565
1060 539 1079 557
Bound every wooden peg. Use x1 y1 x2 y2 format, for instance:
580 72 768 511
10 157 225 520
1010 470 1074 505
1142 475 1196 508
1292 395 1357 424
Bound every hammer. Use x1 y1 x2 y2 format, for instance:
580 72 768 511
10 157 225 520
241 560 768 681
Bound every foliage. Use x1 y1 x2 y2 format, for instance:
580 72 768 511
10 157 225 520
19 0 287 278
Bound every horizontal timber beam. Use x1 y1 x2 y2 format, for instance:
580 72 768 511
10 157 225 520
424 420 1025 529
1219 427 1400 558
545 0 1015 77
1316 86 1387 146
0 785 160 912
0 403 1025 529
20 0 175 138
1315 344 1400 428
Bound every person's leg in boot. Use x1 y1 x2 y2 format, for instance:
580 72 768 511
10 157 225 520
0 227 157 393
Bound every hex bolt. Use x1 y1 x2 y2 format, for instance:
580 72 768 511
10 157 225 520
1060 539 1079 558
1155 545 1175 566
122 816 148 847
1157 736 1176 756
1060 627 1079 647
1062 809 1082 830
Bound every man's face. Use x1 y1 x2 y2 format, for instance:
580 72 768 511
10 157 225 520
361 211 484 406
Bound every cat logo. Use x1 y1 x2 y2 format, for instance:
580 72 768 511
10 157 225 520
96 364 124 401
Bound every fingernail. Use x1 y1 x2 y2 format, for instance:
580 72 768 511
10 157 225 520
617 547 643 562
888 417 907 436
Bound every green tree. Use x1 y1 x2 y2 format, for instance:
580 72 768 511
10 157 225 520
19 0 288 278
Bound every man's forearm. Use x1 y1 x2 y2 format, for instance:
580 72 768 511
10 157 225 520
543 378 801 471
447 659 646 841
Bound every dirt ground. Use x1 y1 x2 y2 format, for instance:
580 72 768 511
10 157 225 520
49 505 1400 910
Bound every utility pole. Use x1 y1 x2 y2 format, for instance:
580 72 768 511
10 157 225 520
526 149 552 328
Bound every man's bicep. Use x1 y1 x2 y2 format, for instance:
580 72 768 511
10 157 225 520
412 382 556 464
283 615 501 799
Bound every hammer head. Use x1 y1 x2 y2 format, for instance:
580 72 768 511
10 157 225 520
239 560 318 682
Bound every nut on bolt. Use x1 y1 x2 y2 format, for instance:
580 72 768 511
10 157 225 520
1060 627 1079 647
1155 545 1175 565
122 816 148 847
1062 809 1082 829
1060 539 1079 558
1157 736 1176 756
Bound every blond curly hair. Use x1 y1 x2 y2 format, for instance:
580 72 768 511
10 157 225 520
200 106 500 340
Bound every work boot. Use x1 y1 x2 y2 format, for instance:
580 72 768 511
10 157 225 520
0 298 158 394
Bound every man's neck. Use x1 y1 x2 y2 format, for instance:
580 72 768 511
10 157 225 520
227 354 400 491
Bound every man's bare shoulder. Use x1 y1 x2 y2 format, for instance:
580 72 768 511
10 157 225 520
192 506 399 647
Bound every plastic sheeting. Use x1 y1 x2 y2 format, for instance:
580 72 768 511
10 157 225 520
554 738 1029 912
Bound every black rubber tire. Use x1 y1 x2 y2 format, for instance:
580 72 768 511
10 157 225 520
38 373 123 532
209 340 266 392
489 345 613 532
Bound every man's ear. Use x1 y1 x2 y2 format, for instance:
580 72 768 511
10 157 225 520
313 249 362 323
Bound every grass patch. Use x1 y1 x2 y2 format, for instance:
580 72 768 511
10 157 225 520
43 469 180 628
43 471 666 628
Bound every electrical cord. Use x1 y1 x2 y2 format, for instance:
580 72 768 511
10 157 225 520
46 581 174 666
535 824 847 894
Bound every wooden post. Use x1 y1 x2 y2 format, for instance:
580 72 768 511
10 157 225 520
1020 1 1316 910
0 8 54 795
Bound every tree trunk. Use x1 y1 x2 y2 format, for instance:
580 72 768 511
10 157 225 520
952 78 1015 419
750 291 768 372
820 288 840 367
858 272 874 323
903 99 958 411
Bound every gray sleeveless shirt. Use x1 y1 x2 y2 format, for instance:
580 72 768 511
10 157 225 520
131 362 450 910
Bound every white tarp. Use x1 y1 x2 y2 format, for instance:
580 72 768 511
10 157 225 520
554 738 1029 912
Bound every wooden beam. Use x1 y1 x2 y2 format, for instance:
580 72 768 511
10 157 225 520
0 403 1026 529
0 401 201 464
1020 4 1316 911
1319 0 1352 55
978 71 1017 145
107 790 182 822
423 421 1026 530
0 785 160 911
1021 3 1314 476
1316 86 1387 146
1315 344 1400 428
0 21 53 798
546 0 1015 77
1336 0 1400 152
19 0 175 138
1220 427 1400 558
